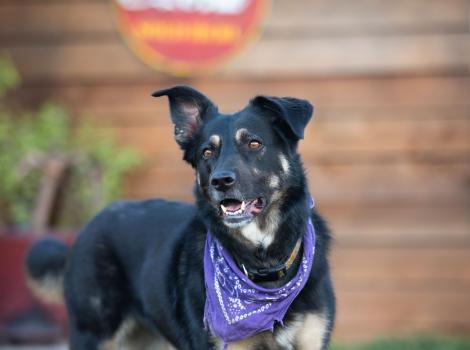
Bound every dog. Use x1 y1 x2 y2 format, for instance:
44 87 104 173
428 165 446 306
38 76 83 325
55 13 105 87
26 86 336 350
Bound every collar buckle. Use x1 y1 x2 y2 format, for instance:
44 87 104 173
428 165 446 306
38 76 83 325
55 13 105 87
241 238 302 283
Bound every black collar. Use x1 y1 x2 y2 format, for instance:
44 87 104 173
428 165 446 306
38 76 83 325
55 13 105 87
239 238 302 283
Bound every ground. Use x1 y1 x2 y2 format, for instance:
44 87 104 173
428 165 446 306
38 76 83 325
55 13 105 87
2 336 470 350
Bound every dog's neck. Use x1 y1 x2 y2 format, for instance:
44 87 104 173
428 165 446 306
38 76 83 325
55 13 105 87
203 189 311 288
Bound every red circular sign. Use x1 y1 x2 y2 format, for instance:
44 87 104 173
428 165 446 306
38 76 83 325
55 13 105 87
113 0 269 76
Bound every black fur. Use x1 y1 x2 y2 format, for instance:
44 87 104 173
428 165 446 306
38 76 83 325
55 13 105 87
26 86 335 349
26 238 69 280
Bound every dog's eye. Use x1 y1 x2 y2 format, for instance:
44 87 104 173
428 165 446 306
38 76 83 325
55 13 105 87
248 140 262 150
202 148 213 159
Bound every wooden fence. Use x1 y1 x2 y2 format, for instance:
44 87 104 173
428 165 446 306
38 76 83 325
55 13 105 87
1 0 469 341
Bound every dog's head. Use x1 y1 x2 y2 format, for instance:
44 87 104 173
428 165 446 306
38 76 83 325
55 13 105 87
153 86 313 239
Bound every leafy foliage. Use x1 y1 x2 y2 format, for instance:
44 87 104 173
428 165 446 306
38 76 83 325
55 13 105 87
0 53 20 96
0 55 141 230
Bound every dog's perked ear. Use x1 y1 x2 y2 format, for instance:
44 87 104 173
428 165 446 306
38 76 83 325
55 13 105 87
152 85 217 149
250 95 313 142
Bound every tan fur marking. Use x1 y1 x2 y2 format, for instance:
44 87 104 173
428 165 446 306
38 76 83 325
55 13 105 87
279 154 290 174
226 331 276 349
213 312 325 349
274 315 304 349
269 175 280 189
210 134 221 147
241 221 273 248
26 274 64 305
240 203 280 248
271 190 283 204
111 317 176 350
235 128 248 142
297 312 328 350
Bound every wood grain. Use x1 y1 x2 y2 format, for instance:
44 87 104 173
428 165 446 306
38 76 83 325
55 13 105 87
323 203 470 246
2 0 468 78
94 117 470 161
14 77 470 109
1 0 467 38
333 246 470 339
6 33 468 80
123 161 470 203
332 248 470 280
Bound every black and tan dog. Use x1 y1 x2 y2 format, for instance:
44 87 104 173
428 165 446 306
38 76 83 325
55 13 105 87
26 86 335 349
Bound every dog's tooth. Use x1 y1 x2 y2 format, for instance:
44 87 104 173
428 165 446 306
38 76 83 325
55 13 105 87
221 204 227 214
241 201 246 211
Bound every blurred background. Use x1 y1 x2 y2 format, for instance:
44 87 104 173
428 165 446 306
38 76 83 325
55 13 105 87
0 0 469 349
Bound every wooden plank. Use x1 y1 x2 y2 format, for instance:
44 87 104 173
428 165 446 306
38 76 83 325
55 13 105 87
336 291 470 323
322 203 470 247
335 317 470 340
334 276 470 293
13 77 470 112
1 0 467 39
269 0 470 34
124 166 195 201
95 117 470 163
333 247 470 338
66 105 470 128
224 33 469 77
334 291 470 339
303 118 470 158
122 165 470 244
0 2 114 39
306 162 470 203
91 118 470 174
332 248 470 281
76 123 470 160
123 161 470 203
8 42 146 82
6 33 469 80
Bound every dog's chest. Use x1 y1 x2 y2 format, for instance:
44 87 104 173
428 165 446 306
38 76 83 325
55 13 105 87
211 312 327 350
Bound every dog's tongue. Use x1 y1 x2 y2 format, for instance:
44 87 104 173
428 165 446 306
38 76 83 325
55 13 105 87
223 199 242 211
221 198 264 215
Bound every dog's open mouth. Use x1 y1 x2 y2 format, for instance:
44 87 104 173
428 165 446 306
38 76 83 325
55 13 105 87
219 198 265 225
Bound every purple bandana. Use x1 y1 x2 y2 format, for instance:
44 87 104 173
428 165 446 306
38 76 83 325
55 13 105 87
203 219 315 345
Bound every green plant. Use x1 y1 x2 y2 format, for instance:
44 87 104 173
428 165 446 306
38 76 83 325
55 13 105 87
0 54 20 97
0 54 141 232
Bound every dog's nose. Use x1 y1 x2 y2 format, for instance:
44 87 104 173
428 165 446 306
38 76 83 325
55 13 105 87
210 171 236 191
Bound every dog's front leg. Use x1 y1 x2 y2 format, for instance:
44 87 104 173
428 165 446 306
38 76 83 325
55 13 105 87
295 312 331 350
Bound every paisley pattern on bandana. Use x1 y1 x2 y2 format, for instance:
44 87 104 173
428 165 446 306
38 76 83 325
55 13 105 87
203 219 315 344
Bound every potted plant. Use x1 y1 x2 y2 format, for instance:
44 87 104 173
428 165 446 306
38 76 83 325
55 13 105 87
0 55 142 343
